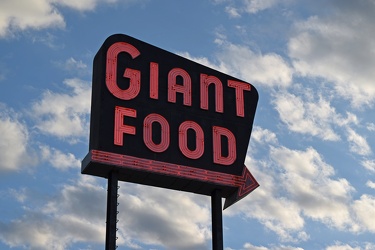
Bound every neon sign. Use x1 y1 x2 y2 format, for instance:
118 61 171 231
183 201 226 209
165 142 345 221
82 34 259 208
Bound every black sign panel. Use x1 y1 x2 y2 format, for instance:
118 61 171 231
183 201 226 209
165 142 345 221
82 34 259 208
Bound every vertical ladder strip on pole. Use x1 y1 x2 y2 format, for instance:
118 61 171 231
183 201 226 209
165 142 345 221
211 189 223 250
106 171 119 250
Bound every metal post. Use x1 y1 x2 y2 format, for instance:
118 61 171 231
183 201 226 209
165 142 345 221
211 189 223 250
105 171 119 250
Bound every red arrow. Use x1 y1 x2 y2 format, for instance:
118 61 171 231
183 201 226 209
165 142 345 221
223 166 259 209
88 150 259 209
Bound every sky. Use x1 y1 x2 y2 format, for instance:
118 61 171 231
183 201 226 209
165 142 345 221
0 0 374 249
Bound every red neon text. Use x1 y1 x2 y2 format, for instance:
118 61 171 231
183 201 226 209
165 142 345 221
114 106 236 165
179 121 204 159
213 126 236 165
105 42 251 117
106 42 141 100
143 113 170 153
114 106 136 146
228 80 251 117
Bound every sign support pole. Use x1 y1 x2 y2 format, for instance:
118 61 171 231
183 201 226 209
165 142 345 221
211 189 223 250
105 171 119 250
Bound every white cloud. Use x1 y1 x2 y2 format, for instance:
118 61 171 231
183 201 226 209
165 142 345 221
215 40 293 87
273 87 371 156
243 242 268 250
243 242 305 250
39 144 80 170
365 243 375 250
352 194 375 233
326 242 375 250
7 188 28 203
31 78 91 141
0 0 65 38
243 0 278 14
0 176 107 250
177 52 219 71
31 32 63 49
228 141 375 242
0 175 211 250
270 146 355 231
117 186 211 249
54 57 89 75
53 0 118 12
326 243 360 250
225 6 241 18
0 104 36 172
64 57 87 70
251 126 278 145
0 0 138 38
288 1 375 107
237 143 375 240
220 0 282 17
226 156 307 242
346 128 372 156
180 39 293 88
361 160 375 173
273 91 346 141
366 181 375 189
366 122 375 132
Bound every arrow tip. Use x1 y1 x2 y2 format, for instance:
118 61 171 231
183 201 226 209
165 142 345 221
223 165 259 209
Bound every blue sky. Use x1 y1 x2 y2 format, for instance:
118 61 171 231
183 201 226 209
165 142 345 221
0 0 374 249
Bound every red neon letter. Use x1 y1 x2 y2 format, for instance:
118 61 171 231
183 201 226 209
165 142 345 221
150 62 159 99
168 68 192 106
179 121 204 159
106 42 141 100
228 80 251 117
114 106 136 146
213 126 236 165
143 114 170 153
200 74 223 113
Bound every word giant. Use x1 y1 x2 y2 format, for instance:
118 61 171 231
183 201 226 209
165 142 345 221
82 34 259 208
